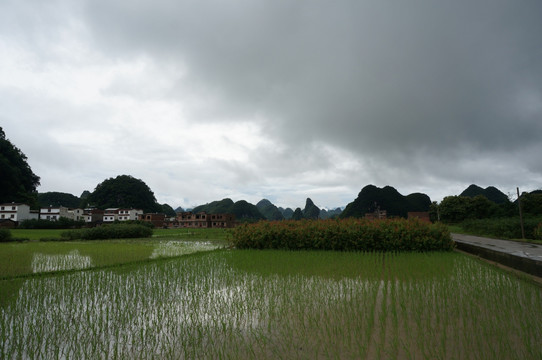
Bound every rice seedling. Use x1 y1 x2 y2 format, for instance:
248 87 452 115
1 250 541 359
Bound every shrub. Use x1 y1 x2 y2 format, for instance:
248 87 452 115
61 224 153 240
230 218 453 252
19 218 86 229
534 223 542 240
461 216 542 239
0 228 13 242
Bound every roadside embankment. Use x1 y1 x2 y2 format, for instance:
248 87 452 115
452 233 542 278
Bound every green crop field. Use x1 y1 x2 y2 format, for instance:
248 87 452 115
0 237 226 279
1 248 541 359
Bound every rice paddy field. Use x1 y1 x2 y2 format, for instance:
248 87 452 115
1 232 541 359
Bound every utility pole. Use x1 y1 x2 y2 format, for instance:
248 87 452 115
517 187 525 239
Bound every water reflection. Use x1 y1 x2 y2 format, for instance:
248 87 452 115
150 241 220 259
32 250 93 273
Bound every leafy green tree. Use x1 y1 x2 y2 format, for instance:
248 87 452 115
0 127 40 206
86 175 162 213
438 196 471 223
520 192 542 215
468 195 499 219
38 192 81 208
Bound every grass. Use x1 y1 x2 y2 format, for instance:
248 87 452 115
10 229 66 241
0 236 227 279
1 249 541 359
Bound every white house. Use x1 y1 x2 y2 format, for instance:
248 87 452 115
40 206 70 221
104 208 143 222
117 208 144 221
67 208 85 221
103 208 119 222
0 203 38 222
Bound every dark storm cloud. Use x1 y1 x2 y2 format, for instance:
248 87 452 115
83 1 542 158
2 0 540 207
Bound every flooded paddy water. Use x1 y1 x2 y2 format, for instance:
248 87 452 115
1 250 541 359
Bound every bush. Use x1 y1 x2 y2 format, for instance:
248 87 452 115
534 223 542 240
230 218 453 252
0 228 13 242
61 224 153 240
19 218 86 229
461 216 542 239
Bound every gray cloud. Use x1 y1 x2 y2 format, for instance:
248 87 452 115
1 0 541 208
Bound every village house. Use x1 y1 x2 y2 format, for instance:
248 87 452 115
176 211 235 228
139 213 167 228
40 206 70 221
0 203 38 222
407 212 431 223
103 208 143 222
82 208 104 223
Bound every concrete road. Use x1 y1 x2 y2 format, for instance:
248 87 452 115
452 233 542 263
452 233 542 278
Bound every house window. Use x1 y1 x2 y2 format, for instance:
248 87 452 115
0 207 4 210
12 206 16 210
1 215 4 219
10 214 15 218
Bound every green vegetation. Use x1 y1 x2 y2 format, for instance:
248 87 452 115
153 227 231 241
460 216 542 240
193 198 266 222
1 250 540 359
37 191 81 208
85 174 163 212
0 127 40 206
302 198 320 219
18 217 86 229
10 229 65 241
0 238 224 279
231 219 453 251
340 184 431 218
61 224 153 240
0 229 12 242
460 184 509 204
256 199 285 220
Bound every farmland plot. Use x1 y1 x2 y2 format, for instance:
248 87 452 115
1 251 541 359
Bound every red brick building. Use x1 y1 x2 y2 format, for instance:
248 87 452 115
176 212 235 228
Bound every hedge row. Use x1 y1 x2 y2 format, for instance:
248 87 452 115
461 216 542 240
0 229 12 242
230 218 453 252
61 224 153 240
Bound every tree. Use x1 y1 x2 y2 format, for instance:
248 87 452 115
38 192 81 208
0 127 40 206
438 196 471 223
520 192 542 215
86 175 162 213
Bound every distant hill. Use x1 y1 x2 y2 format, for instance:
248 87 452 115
340 185 431 219
256 199 285 220
302 198 320 220
192 197 342 221
279 207 294 219
192 198 265 222
460 184 509 204
38 192 81 208
320 207 343 219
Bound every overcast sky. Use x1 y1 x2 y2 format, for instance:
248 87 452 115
1 0 541 210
